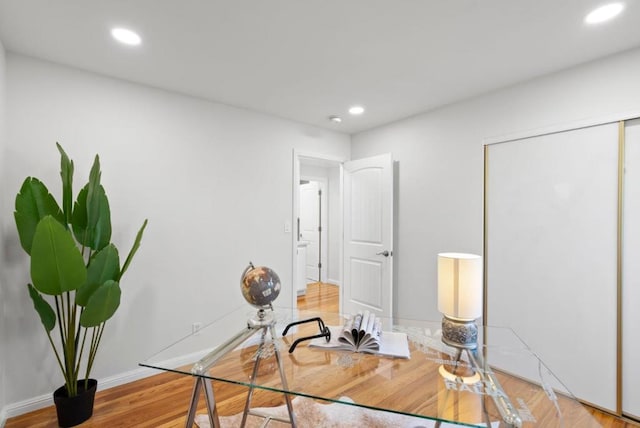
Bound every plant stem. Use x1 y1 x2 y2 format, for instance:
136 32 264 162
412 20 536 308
65 291 77 396
72 301 81 363
54 295 71 391
85 322 105 384
85 327 98 384
45 327 67 393
75 327 88 382
56 296 67 344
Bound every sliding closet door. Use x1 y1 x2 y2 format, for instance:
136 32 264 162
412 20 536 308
623 119 640 419
486 123 619 412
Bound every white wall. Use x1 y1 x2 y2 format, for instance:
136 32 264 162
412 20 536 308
1 54 350 407
0 37 7 426
352 47 640 322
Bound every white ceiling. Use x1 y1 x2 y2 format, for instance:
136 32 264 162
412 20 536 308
1 1 640 134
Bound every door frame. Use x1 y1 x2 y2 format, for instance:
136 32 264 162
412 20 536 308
292 150 346 311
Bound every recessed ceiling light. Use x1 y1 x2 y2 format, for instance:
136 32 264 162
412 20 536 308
585 3 625 24
111 27 142 46
329 115 342 123
348 106 365 115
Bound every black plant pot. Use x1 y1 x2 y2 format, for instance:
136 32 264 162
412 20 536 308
53 379 98 427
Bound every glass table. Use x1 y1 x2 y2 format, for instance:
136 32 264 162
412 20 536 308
140 306 599 427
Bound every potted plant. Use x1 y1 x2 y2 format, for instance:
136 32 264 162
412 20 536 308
14 143 147 427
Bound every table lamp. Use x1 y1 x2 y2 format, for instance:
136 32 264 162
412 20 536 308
437 252 483 350
437 253 522 427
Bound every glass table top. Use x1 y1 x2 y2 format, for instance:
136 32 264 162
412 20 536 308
140 305 599 427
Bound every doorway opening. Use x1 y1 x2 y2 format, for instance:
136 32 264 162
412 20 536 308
291 151 394 318
299 178 327 284
292 152 343 312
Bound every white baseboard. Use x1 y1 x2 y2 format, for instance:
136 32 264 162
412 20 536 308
3 348 212 420
2 367 159 419
3 390 51 420
326 278 340 287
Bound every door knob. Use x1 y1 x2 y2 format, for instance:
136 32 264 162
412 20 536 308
376 250 391 257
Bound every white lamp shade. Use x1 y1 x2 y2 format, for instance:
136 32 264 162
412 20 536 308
438 253 483 320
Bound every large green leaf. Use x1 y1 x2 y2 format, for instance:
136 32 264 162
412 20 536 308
14 177 64 254
72 184 111 250
120 219 148 280
86 155 102 225
27 283 56 332
76 244 120 306
71 185 89 244
57 143 74 226
31 216 87 295
85 155 111 249
80 280 121 327
90 186 112 250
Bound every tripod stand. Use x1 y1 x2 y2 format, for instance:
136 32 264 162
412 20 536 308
436 346 522 428
185 308 297 428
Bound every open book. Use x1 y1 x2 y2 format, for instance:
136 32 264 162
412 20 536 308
309 311 410 359
337 311 382 351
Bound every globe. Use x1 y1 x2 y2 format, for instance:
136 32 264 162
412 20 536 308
240 263 281 308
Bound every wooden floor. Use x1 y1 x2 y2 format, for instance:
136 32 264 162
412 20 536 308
296 281 339 313
5 282 637 427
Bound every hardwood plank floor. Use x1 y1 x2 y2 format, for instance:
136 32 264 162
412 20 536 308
297 281 339 313
5 282 637 427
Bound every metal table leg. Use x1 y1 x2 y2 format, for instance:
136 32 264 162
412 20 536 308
184 310 297 428
185 377 220 428
270 323 297 427
240 325 297 427
184 327 256 427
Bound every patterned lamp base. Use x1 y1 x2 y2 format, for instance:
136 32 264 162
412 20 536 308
441 316 478 349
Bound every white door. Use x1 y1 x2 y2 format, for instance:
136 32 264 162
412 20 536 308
486 124 618 412
343 153 394 318
300 181 320 282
